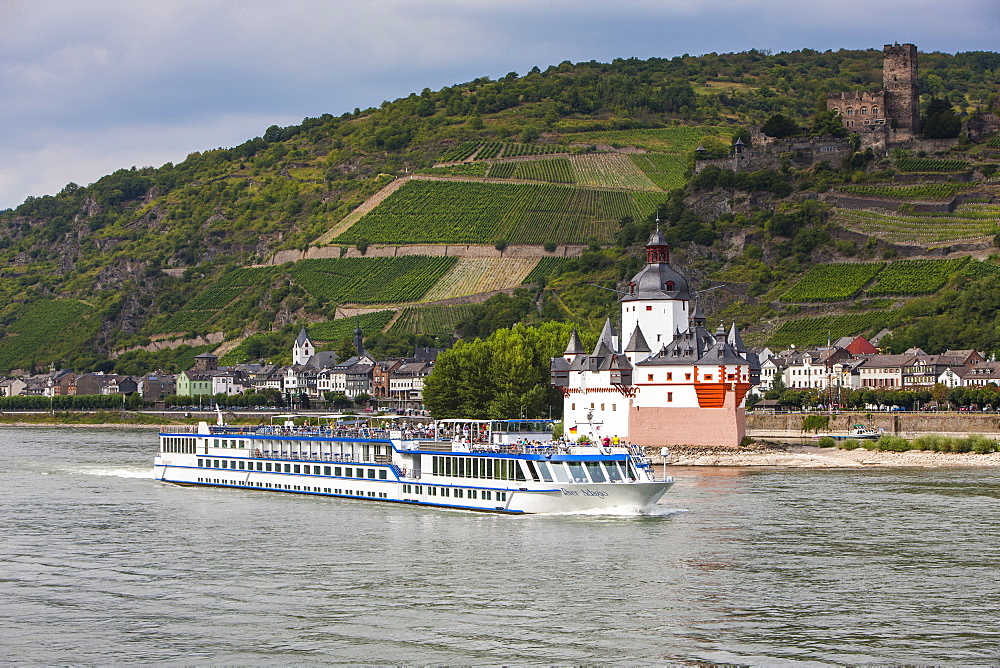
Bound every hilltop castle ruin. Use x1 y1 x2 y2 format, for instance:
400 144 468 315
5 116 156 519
826 43 920 140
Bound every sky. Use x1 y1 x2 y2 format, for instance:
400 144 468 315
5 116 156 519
2 0 998 210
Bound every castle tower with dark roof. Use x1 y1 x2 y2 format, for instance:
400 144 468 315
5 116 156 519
551 227 752 448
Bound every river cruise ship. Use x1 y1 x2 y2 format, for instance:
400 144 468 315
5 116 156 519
153 416 673 514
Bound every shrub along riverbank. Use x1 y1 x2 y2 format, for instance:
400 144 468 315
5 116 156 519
816 433 999 454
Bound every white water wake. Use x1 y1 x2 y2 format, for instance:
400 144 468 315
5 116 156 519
550 505 688 517
74 466 155 479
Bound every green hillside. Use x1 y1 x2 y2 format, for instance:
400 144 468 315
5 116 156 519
0 47 998 371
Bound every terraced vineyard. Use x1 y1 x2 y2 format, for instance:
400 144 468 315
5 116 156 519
838 183 972 200
767 311 892 349
523 257 574 285
866 258 970 296
487 159 575 183
388 304 478 336
895 157 969 172
629 154 689 190
419 163 489 178
0 299 97 371
307 310 396 340
333 180 667 245
560 126 724 153
780 263 884 302
440 141 480 162
290 256 458 304
421 257 539 302
568 154 659 190
155 309 216 334
834 204 1000 244
498 143 568 158
215 266 278 288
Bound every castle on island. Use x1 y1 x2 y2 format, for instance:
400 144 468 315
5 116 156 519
550 230 759 448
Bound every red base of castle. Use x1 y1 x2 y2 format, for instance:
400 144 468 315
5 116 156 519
628 405 746 448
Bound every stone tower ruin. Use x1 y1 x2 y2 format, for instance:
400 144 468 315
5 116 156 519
827 43 920 141
882 43 919 134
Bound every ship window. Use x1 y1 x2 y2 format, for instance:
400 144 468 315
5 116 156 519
568 462 587 482
368 469 375 479
585 462 606 483
483 491 492 500
535 462 554 482
498 492 507 502
454 489 463 498
239 462 245 470
198 458 203 467
379 470 387 480
334 466 341 476
515 462 526 481
442 488 450 497
324 466 331 475
213 460 220 468
550 463 570 483
469 490 477 499
445 458 452 476
256 463 262 471
345 467 353 477
525 461 540 481
605 462 623 482
214 439 219 447
297 465 304 474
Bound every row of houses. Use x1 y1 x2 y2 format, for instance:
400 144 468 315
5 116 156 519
755 335 992 394
0 327 440 412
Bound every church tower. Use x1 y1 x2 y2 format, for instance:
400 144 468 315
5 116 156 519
292 327 314 366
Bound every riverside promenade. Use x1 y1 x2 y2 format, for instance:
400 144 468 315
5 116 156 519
747 410 1000 440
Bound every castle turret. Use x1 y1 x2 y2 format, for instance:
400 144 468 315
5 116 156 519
620 229 690 349
884 43 919 134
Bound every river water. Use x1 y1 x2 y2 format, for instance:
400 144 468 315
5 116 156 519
2 428 999 665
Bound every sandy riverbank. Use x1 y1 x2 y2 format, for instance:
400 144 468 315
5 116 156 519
665 444 1000 468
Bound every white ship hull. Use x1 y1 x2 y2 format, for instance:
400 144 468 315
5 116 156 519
154 422 673 515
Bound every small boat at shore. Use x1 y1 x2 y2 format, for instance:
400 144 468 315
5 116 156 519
849 424 883 439
153 415 673 514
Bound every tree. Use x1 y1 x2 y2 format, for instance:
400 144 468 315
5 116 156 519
423 322 575 419
809 109 847 137
922 97 961 139
761 114 800 138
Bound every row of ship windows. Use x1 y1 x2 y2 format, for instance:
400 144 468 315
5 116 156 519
401 484 507 501
431 455 637 484
198 459 388 480
163 437 196 453
432 456 525 481
197 478 389 498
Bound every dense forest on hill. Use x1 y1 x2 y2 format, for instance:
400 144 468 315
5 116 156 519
1 47 999 373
